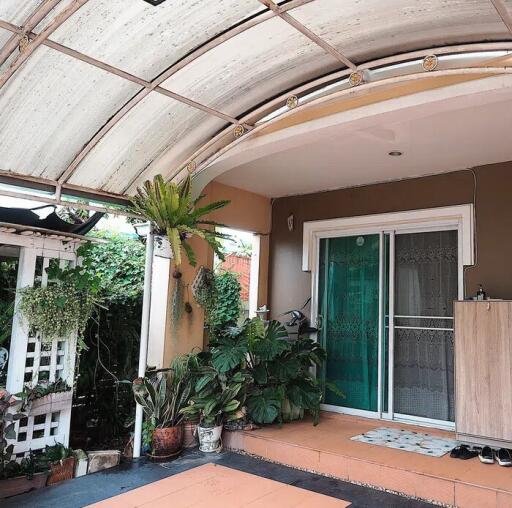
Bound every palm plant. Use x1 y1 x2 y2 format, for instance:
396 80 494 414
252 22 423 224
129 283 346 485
131 174 231 266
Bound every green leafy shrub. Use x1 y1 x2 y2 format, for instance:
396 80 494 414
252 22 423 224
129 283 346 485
208 318 327 425
71 232 145 449
180 365 249 427
195 270 242 329
79 232 145 305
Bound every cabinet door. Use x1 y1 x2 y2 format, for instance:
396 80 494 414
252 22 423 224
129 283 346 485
455 302 512 441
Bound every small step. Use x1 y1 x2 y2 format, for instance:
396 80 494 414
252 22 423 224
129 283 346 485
223 414 512 508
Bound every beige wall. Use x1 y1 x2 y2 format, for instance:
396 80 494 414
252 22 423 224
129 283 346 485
269 161 512 318
163 181 272 366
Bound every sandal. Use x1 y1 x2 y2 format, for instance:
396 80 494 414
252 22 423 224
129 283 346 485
496 448 512 467
479 446 494 464
450 445 478 460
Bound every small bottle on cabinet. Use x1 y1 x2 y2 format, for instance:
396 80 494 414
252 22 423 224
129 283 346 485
476 284 486 301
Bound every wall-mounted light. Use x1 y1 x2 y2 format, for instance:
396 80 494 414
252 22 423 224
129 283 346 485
388 151 403 157
287 214 295 232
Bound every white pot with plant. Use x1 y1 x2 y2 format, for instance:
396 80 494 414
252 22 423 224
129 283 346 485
130 174 231 266
181 369 244 453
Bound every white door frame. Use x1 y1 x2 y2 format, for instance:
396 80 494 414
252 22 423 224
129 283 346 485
305 205 473 429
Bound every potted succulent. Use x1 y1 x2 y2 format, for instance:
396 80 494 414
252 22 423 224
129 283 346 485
132 355 195 460
0 390 49 499
130 174 230 265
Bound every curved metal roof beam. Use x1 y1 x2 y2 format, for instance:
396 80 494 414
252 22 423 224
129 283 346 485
52 0 316 186
187 66 512 193
156 43 512 188
0 0 64 67
0 0 89 90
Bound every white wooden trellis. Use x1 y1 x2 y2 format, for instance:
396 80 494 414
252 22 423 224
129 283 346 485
2 227 82 456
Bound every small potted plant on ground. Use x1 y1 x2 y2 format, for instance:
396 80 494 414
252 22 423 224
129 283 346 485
181 367 246 453
0 390 49 498
41 443 75 486
132 355 194 460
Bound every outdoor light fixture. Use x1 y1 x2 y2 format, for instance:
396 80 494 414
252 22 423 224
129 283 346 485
388 151 403 156
142 0 167 5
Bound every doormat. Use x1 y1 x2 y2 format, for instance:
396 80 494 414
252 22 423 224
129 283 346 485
351 427 458 457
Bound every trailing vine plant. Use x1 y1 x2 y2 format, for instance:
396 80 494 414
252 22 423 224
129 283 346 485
18 251 102 352
194 269 242 330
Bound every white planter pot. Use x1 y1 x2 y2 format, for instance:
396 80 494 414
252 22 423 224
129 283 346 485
197 424 223 453
154 235 173 259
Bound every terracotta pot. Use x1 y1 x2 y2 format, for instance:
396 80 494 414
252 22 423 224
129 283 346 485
47 456 75 486
183 421 199 448
152 425 184 457
0 472 48 499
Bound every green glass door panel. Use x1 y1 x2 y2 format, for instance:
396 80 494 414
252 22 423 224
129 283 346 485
319 234 380 411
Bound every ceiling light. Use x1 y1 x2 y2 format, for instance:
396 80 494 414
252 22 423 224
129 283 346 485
388 151 403 157
142 0 167 5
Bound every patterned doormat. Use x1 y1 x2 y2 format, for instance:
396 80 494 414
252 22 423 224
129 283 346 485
351 427 458 457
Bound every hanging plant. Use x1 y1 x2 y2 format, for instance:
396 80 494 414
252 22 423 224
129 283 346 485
18 262 102 352
171 269 184 328
130 174 231 266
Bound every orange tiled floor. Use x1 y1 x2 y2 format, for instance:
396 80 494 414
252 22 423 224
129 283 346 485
86 463 350 508
224 412 512 508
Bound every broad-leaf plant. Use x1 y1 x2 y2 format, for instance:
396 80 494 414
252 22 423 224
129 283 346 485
196 318 328 426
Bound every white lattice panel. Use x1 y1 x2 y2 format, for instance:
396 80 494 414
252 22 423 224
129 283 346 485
5 234 80 455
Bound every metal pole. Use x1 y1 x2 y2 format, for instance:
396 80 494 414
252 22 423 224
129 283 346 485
133 223 154 458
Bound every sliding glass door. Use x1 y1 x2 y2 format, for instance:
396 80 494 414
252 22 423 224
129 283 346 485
392 230 457 423
319 234 380 413
318 227 459 426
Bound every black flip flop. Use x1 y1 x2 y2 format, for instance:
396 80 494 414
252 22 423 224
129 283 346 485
450 445 478 460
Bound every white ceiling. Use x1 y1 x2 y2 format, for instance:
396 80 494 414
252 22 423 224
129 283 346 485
215 78 512 197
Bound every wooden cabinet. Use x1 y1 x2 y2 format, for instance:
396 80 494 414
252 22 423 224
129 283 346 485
454 301 512 448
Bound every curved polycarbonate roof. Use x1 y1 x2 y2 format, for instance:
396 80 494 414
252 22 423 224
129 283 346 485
0 0 511 200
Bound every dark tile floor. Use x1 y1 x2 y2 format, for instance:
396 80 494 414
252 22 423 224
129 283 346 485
3 450 437 508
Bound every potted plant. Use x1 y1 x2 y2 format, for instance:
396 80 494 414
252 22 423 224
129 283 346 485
21 380 73 414
181 367 246 453
40 443 75 486
208 317 331 426
0 390 49 499
18 262 102 353
130 174 230 265
132 354 195 460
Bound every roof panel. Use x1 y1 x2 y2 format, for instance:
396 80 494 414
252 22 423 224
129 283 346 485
290 0 509 64
0 45 141 180
48 0 265 81
161 16 339 118
0 1 44 25
68 92 226 194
